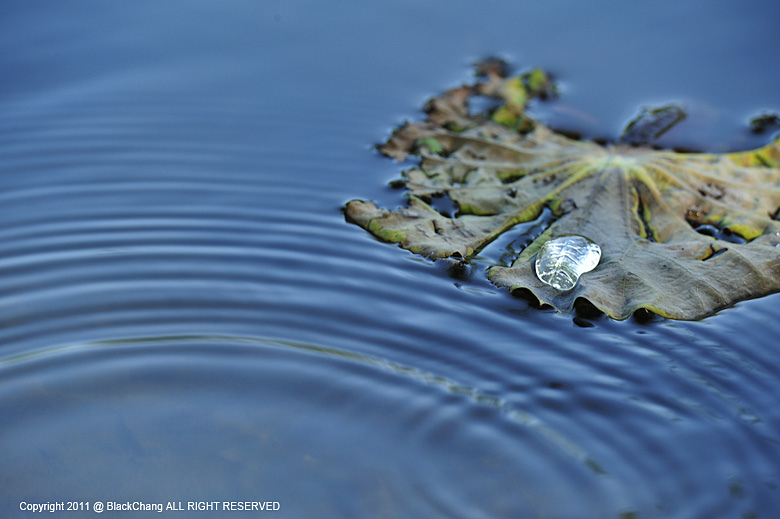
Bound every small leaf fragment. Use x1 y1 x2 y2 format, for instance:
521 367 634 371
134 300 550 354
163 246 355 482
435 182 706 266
620 104 686 145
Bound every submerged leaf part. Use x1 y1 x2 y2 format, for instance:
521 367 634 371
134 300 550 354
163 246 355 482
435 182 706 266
535 236 601 291
345 60 780 320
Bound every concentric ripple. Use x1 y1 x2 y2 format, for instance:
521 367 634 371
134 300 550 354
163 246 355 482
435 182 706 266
1 3 779 517
1 90 779 518
1 336 615 518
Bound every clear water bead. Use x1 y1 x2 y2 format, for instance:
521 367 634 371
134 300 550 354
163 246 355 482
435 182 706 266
534 235 601 291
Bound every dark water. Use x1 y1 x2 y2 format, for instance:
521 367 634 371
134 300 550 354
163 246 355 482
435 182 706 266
2 2 779 518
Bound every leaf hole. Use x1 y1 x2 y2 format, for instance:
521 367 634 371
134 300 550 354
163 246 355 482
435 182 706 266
500 170 528 184
687 220 747 244
634 194 657 243
700 246 728 261
555 199 577 215
771 207 780 221
424 192 460 219
478 206 557 265
468 95 504 117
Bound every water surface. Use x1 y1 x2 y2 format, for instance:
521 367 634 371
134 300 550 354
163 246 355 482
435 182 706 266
1 2 779 518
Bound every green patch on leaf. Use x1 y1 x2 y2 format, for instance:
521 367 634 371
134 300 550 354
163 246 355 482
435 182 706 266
345 60 780 320
417 137 444 154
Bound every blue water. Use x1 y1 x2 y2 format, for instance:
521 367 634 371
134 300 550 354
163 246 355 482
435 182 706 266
1 2 779 518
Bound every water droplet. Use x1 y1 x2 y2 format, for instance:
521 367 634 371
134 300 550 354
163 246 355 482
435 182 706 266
535 235 601 291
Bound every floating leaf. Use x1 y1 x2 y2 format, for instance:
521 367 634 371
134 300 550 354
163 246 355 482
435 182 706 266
345 61 780 320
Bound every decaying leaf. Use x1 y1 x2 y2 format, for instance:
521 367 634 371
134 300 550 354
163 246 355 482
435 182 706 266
345 61 780 320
